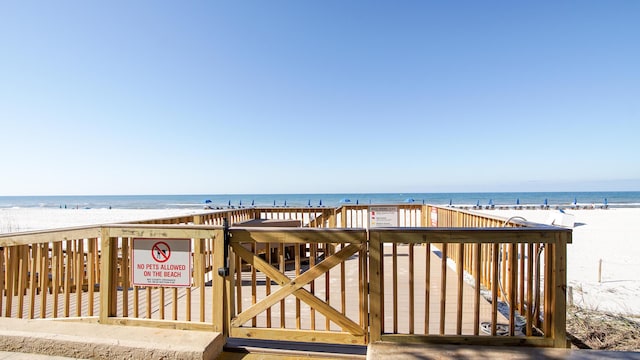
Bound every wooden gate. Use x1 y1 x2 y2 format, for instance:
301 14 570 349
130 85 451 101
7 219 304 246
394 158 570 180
228 228 368 344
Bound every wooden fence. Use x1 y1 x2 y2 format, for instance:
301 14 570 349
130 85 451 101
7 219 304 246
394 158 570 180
0 205 571 348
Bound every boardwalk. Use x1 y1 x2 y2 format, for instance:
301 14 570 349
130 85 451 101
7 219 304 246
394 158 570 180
3 244 507 339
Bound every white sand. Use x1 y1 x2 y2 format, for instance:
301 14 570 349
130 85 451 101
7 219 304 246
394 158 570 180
2 207 639 316
479 208 640 317
0 208 202 233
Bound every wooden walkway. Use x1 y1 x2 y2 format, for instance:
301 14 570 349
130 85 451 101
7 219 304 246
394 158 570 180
2 245 508 338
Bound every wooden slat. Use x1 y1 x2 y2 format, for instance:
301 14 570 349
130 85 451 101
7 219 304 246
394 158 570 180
408 243 414 334
231 327 365 345
230 228 367 244
324 242 331 331
99 229 114 323
544 243 553 336
553 233 569 348
250 242 257 327
212 229 225 333
439 243 447 335
38 244 47 317
75 239 83 317
509 243 517 336
295 244 301 329
392 243 398 334
310 242 317 330
491 243 499 336
379 334 556 347
225 246 236 337
368 228 568 244
120 238 131 317
159 287 165 320
474 243 481 335
360 241 368 335
424 243 431 335
456 243 464 335
279 242 285 329
18 245 27 318
0 227 102 246
102 317 215 331
145 287 151 319
133 286 139 318
0 248 4 316
52 242 61 318
106 226 219 240
88 239 95 316
234 251 242 323
526 243 534 336
28 245 38 318
519 243 525 314
265 241 272 328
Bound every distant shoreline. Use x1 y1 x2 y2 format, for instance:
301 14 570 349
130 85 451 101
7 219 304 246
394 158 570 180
1 191 638 210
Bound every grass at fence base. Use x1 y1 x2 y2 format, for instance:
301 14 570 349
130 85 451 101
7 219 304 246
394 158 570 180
566 306 640 351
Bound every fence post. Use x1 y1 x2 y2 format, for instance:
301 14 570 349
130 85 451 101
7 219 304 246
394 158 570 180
421 204 427 227
99 227 116 323
330 209 337 228
598 259 602 283
368 230 382 342
225 237 236 339
193 217 204 288
552 232 569 348
212 220 228 334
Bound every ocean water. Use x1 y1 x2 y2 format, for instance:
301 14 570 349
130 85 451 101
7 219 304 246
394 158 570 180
0 192 638 209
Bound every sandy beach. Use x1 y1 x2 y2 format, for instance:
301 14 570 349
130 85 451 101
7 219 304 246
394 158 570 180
1 207 639 317
0 208 201 233
479 208 640 317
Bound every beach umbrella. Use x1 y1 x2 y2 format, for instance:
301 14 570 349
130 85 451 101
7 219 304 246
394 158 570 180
544 198 548 206
356 200 359 205
307 199 311 206
284 200 287 206
573 197 578 205
239 200 242 206
604 198 608 206
204 199 212 204
273 200 276 206
516 198 520 205
319 199 323 206
489 199 494 206
449 199 452 206
405 198 415 203
339 198 351 203
422 199 425 205
228 200 231 206
251 200 255 206
476 200 480 207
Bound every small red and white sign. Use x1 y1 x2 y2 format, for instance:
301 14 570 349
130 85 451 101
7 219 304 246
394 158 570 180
430 207 438 227
132 238 191 287
369 206 398 228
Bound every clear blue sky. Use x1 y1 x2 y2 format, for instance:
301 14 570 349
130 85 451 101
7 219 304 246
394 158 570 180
1 1 638 196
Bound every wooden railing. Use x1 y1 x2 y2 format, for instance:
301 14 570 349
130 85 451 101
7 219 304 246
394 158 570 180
368 227 570 348
0 205 571 348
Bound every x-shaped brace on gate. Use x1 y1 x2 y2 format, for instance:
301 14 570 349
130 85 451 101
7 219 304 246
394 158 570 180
230 242 365 336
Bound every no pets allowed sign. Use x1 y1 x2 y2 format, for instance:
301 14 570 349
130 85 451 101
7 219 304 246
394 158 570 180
132 238 192 287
